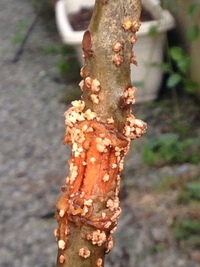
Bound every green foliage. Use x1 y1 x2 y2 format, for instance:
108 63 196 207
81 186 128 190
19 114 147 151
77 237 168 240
56 45 80 82
149 243 166 254
170 176 200 249
142 133 180 166
142 134 200 167
12 34 24 45
173 219 200 249
156 172 199 194
187 25 200 41
40 43 81 103
155 176 200 250
162 0 200 36
166 73 181 88
41 44 80 82
41 44 75 56
160 46 199 94
187 1 200 41
177 179 200 204
170 47 191 73
156 175 181 192
12 21 29 44
41 45 63 55
148 25 158 37
155 0 200 96
188 2 199 16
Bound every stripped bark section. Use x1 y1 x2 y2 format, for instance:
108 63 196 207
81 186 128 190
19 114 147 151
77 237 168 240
56 101 146 262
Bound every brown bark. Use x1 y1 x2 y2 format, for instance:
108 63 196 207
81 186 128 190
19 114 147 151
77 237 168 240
55 0 146 266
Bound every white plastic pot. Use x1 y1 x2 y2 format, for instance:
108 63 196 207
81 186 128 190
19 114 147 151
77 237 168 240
55 0 175 102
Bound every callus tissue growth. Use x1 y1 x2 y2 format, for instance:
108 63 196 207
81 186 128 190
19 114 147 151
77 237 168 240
55 98 146 265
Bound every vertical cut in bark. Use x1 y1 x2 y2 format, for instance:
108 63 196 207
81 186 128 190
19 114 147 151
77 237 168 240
55 1 146 267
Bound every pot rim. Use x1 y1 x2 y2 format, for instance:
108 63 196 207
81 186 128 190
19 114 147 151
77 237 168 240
55 0 175 45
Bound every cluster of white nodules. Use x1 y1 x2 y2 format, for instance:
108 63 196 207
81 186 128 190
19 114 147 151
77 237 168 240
54 228 59 242
81 199 93 216
102 196 122 230
59 255 65 264
96 258 103 267
65 100 98 129
56 239 66 264
123 18 141 32
66 164 78 185
114 146 126 172
87 230 107 246
103 173 110 182
124 86 136 105
106 197 120 211
68 196 93 217
131 52 137 65
112 41 123 66
78 247 91 258
123 114 147 139
96 136 111 153
64 99 99 156
58 239 66 250
83 77 101 104
105 235 114 254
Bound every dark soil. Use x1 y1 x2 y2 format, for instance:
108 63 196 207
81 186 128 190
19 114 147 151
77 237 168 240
69 6 154 31
69 8 93 31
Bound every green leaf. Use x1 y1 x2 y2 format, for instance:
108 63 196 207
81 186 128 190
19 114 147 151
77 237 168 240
184 79 199 93
188 2 199 16
57 60 70 74
142 133 182 166
177 57 191 74
181 220 200 234
187 26 200 41
167 73 182 88
169 47 183 61
186 181 200 200
148 26 158 37
159 62 171 72
133 81 144 87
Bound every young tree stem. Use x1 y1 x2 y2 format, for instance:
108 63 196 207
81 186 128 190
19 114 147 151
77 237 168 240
55 1 146 267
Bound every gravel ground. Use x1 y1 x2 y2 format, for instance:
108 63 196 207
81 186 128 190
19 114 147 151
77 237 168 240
0 1 200 267
0 1 68 266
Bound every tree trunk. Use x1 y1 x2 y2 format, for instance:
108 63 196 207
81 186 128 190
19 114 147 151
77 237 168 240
55 0 146 266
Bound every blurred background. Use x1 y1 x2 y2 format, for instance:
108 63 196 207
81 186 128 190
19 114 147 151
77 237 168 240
0 0 199 266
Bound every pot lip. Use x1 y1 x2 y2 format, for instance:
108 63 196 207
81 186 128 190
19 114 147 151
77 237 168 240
55 0 175 45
